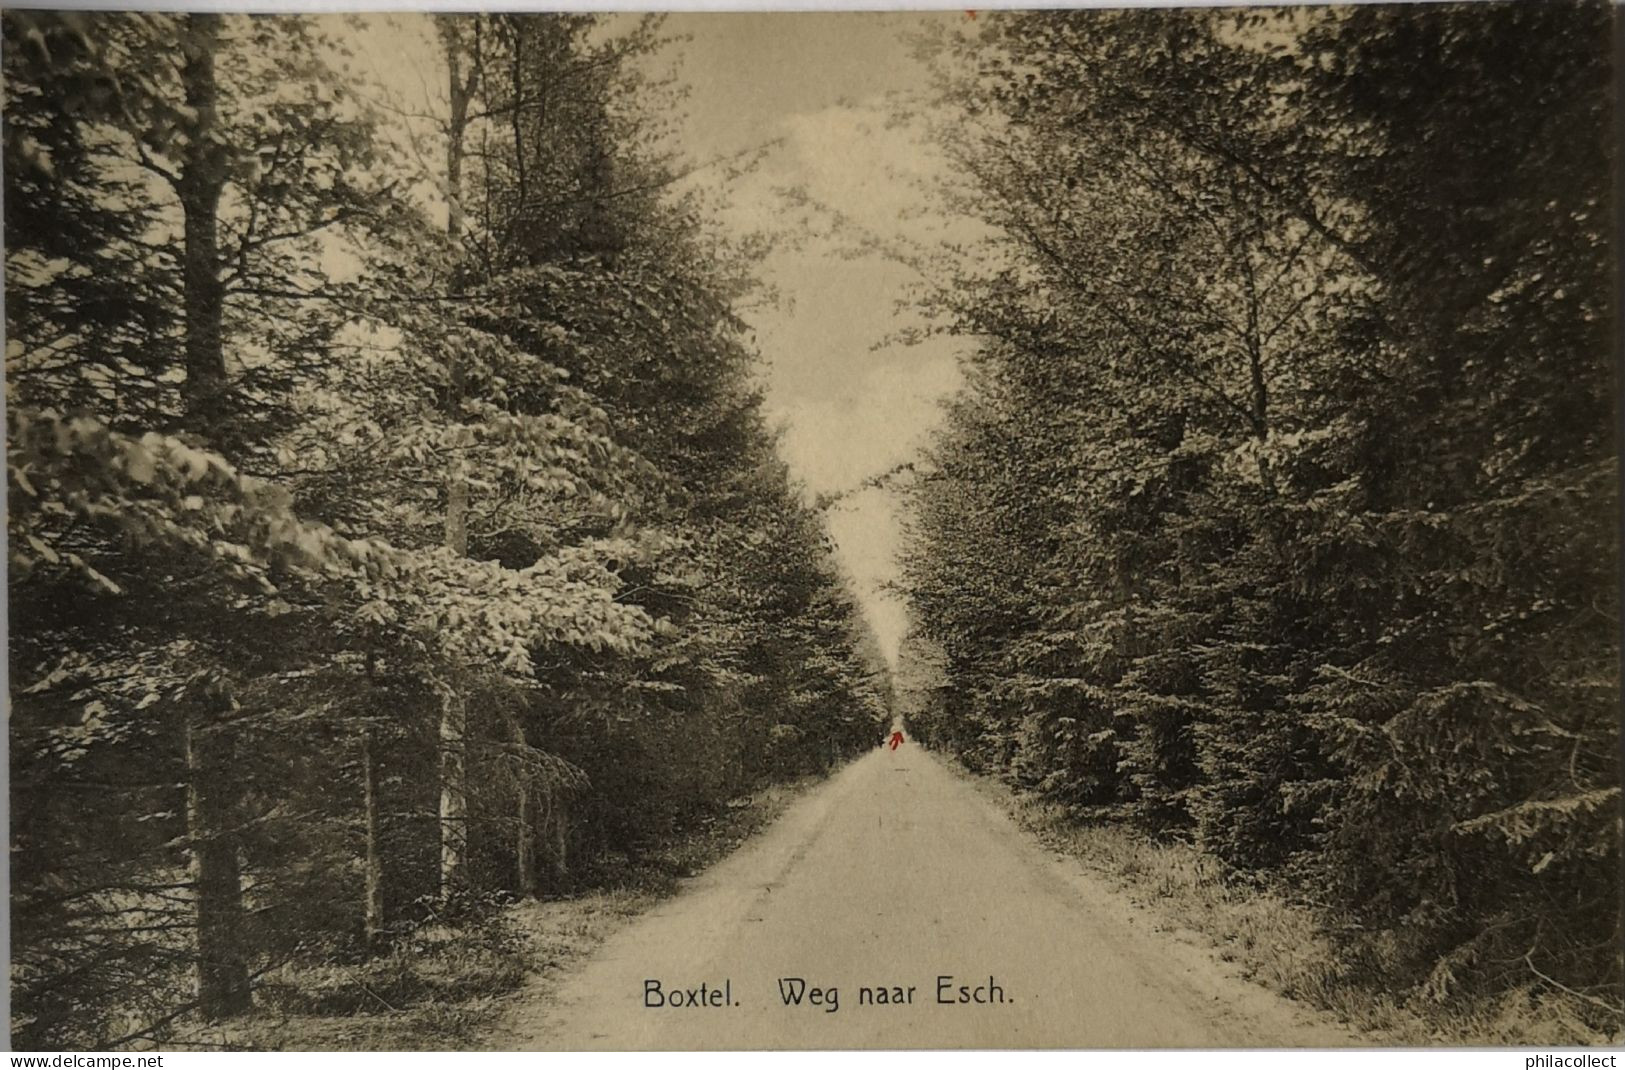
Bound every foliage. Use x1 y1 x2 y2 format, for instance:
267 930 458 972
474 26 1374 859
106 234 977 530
5 11 889 1049
901 2 1620 1032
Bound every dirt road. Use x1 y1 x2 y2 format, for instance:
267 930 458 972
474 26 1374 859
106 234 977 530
494 742 1356 1049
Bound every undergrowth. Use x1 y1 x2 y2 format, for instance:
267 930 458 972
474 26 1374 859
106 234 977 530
1001 788 1621 1046
210 774 820 1051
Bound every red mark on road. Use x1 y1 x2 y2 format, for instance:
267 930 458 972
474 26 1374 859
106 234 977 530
888 730 905 751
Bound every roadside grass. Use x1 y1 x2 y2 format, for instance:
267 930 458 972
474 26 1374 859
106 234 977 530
223 773 823 1051
975 775 1619 1046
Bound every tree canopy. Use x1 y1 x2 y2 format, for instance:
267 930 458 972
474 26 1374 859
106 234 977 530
6 12 890 1048
900 2 1619 1033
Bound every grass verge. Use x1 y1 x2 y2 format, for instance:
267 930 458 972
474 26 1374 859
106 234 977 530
220 774 823 1051
967 770 1620 1046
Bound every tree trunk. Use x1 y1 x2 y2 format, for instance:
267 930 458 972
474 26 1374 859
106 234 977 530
176 14 229 445
438 682 467 904
513 718 538 898
175 15 249 1020
508 17 527 222
541 794 569 895
440 15 471 249
441 23 470 553
362 730 386 945
435 17 477 904
186 719 251 1019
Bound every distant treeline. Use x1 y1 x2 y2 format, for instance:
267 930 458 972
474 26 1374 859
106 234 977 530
901 3 1619 1034
5 13 889 1048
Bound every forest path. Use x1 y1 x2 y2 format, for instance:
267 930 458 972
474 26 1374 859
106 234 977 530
492 742 1357 1049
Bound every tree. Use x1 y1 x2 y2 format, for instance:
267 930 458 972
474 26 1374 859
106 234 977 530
7 11 893 1047
902 3 1619 1027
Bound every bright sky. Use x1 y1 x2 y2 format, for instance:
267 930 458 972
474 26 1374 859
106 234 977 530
667 13 976 667
352 13 978 667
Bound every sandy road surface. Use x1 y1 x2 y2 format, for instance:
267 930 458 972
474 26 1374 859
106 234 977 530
493 742 1356 1049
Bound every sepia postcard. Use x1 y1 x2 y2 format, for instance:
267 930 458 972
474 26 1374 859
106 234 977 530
5 2 1620 1053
